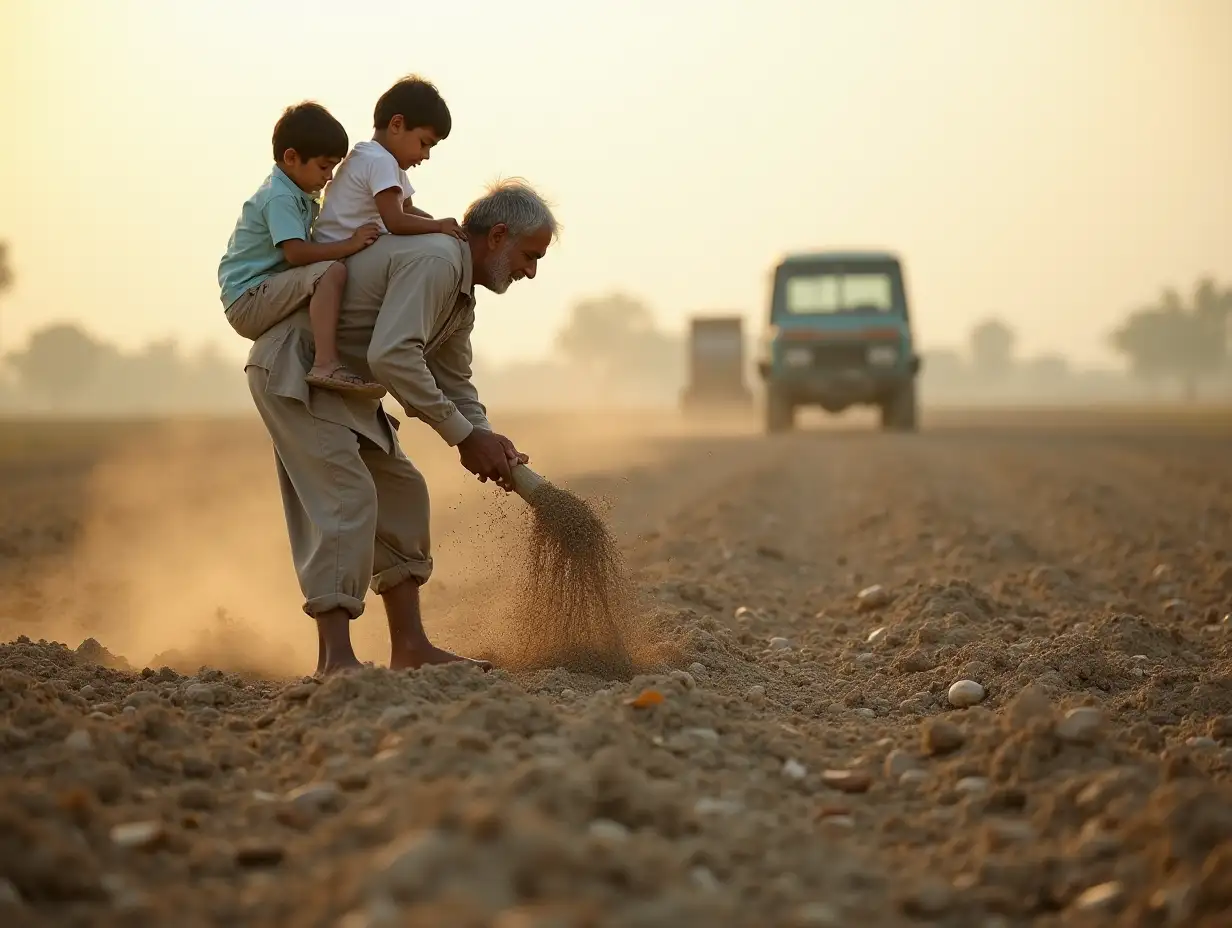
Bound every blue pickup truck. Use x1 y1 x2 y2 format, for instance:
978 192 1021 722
755 249 922 433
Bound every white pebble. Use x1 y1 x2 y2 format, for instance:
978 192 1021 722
867 627 887 645
900 769 929 786
694 797 743 816
688 662 706 676
956 777 989 794
1073 881 1124 911
587 819 630 842
852 708 876 719
947 680 986 708
734 606 755 620
769 637 791 651
782 759 807 780
1055 707 1103 743
559 689 577 699
64 729 94 752
745 685 767 706
690 866 721 893
110 821 164 849
1187 736 1218 749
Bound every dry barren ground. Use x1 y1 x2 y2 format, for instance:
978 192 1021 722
2 406 1232 927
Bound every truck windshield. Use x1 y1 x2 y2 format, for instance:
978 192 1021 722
781 268 898 315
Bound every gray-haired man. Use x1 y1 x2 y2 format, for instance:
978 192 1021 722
245 179 559 675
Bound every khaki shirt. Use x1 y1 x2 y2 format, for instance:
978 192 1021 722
245 233 490 453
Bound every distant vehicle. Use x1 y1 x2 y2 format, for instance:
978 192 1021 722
680 315 753 413
755 249 921 433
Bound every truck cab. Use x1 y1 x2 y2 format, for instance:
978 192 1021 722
756 250 921 432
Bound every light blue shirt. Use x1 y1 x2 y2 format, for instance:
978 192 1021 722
218 166 319 309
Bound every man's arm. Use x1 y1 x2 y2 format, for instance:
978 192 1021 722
425 313 491 432
366 253 475 445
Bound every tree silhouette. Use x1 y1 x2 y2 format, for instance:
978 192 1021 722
553 292 681 391
8 323 113 408
1110 278 1230 399
969 318 1016 379
0 242 11 353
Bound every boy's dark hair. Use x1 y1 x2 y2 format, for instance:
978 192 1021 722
271 102 349 162
373 75 451 137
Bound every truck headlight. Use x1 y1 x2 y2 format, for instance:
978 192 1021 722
867 345 898 366
783 347 813 367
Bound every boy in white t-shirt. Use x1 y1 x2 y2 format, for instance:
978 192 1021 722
314 76 466 260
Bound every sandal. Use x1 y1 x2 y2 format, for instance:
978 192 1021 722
304 363 387 399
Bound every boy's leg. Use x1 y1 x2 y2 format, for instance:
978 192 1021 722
303 263 385 399
247 366 380 676
359 437 492 671
225 261 337 340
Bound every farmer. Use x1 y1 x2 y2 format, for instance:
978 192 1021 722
245 178 558 675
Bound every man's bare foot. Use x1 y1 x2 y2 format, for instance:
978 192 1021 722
314 655 365 678
390 643 492 673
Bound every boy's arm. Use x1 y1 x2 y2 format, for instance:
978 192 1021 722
375 188 464 240
404 196 433 220
264 194 378 265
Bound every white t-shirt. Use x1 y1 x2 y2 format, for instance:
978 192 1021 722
312 139 415 243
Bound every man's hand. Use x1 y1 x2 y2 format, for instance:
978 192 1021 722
435 217 467 241
494 433 529 470
457 429 514 490
346 222 382 254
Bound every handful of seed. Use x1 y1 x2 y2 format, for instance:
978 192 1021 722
506 464 639 678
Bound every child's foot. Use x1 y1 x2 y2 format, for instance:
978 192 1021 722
305 362 386 399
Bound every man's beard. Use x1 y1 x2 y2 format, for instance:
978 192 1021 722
485 244 514 294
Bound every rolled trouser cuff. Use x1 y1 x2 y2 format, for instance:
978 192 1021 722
302 592 367 620
370 557 433 595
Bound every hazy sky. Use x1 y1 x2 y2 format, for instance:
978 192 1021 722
2 0 1230 369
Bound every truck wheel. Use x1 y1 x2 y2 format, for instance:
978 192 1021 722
881 381 918 432
765 386 795 433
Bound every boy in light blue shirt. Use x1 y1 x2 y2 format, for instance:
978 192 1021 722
218 102 385 397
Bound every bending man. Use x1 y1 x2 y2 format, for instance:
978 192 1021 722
245 179 558 675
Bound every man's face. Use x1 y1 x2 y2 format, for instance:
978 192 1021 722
483 225 552 294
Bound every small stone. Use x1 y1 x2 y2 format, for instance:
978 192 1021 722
769 637 791 651
184 683 217 706
587 819 629 842
285 781 341 812
0 878 22 905
177 783 215 810
110 821 165 850
684 727 719 742
745 685 767 706
669 670 696 689
822 770 872 793
122 691 160 709
688 662 706 676
694 797 743 816
559 689 576 700
901 880 952 916
690 866 721 892
783 759 808 781
900 769 929 786
923 718 965 755
852 708 876 719
789 901 842 927
884 749 920 778
1072 881 1124 911
821 814 855 829
78 685 98 699
235 842 285 868
947 680 986 708
252 790 279 802
734 606 755 620
64 729 94 752
1055 707 1104 743
1186 736 1218 749
956 776 989 794
856 584 892 611
867 627 888 645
